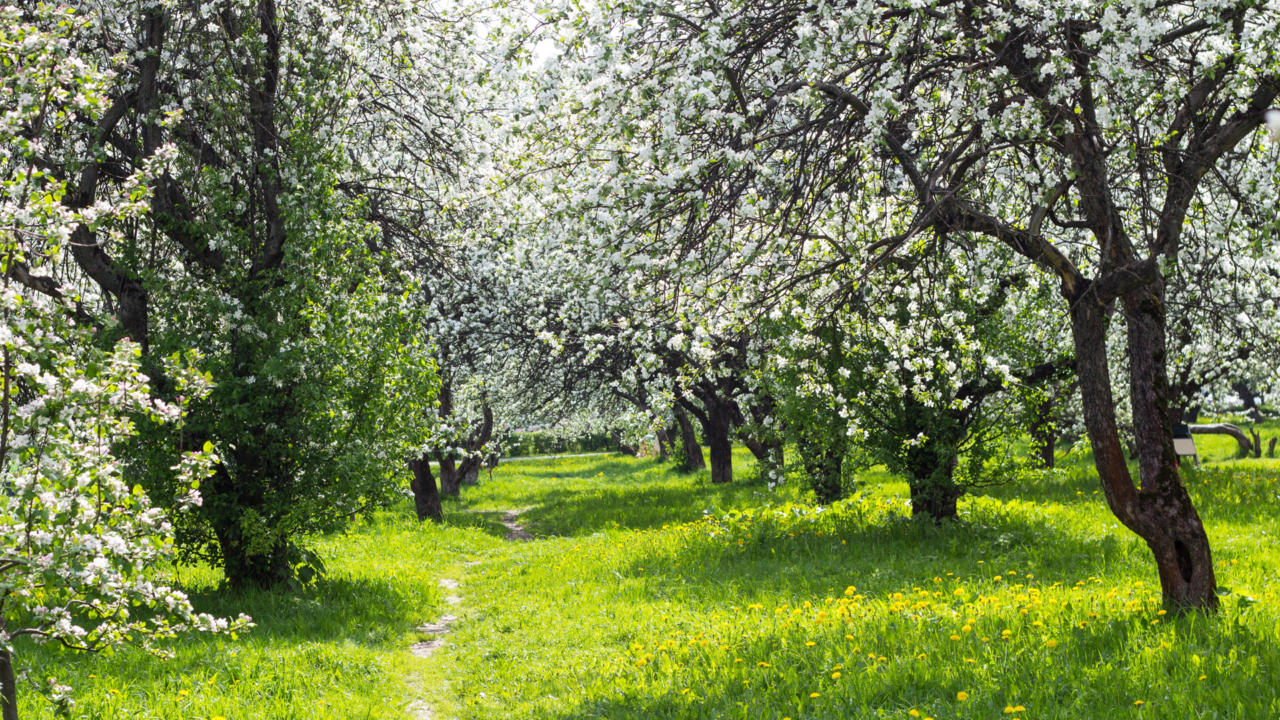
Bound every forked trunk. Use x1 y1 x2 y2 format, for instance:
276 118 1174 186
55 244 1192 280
1070 284 1217 609
408 455 443 523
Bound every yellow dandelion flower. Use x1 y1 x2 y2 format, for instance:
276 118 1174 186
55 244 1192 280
810 692 821 698
957 691 970 701
806 641 816 647
757 662 771 668
1134 700 1145 706
831 672 842 679
1046 639 1059 648
961 624 972 633
950 634 961 641
909 711 921 718
1005 707 1016 714
917 653 927 659
1198 675 1206 680
1014 707 1026 712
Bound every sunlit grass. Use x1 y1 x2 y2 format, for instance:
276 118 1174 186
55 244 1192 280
14 443 1279 719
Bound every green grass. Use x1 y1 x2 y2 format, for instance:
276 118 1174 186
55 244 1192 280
14 444 1280 719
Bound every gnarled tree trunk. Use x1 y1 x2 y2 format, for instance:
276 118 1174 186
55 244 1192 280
686 398 734 484
1071 283 1217 609
436 452 460 497
408 455 443 523
673 407 705 471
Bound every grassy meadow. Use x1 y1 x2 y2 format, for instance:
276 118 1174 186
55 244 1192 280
14 423 1280 719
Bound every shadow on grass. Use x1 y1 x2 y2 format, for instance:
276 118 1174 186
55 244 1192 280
445 509 513 540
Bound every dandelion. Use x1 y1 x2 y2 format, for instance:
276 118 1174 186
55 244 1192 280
909 711 921 718
1134 700 1145 706
810 692 821 698
957 691 970 701
805 641 816 647
950 634 961 641
831 672 842 679
1046 639 1058 648
757 662 770 668
961 624 972 632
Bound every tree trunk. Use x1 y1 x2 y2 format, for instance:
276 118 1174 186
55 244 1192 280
655 429 671 460
673 408 705 471
1069 284 1217 609
0 647 16 720
436 452 460 497
909 475 960 520
461 404 494 486
1268 437 1277 458
217 531 290 590
611 430 639 456
701 403 734 484
408 455 443 523
1029 397 1057 468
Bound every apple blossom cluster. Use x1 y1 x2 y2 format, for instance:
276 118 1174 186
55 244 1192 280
1 11 250 709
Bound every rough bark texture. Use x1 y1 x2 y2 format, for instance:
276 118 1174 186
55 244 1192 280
673 408 705 471
0 647 16 720
695 402 734 484
408 456 443 523
436 452 460 497
1070 284 1217 610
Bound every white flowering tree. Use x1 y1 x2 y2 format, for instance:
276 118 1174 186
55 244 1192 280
516 0 1280 608
0 0 469 587
0 9 250 716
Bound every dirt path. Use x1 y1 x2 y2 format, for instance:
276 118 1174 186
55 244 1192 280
406 512 535 717
500 508 534 541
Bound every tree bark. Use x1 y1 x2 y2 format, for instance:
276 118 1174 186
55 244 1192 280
436 452 459 497
0 646 16 720
698 402 734 484
1187 423 1253 456
460 404 493 486
408 455 443 523
1069 283 1217 609
673 408 705 471
1268 437 1277 458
